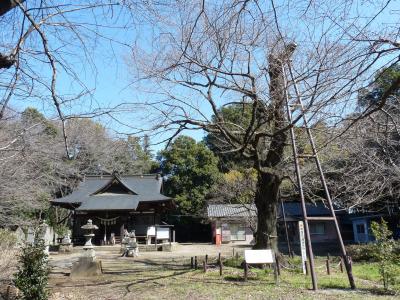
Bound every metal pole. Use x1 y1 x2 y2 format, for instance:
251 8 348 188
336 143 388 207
280 194 293 257
285 62 356 290
282 64 318 290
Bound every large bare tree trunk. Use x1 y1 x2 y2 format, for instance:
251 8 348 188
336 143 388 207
252 50 289 251
254 171 280 251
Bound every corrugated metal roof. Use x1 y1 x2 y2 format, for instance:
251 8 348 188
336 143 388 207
207 204 257 218
281 202 335 216
207 202 343 218
52 174 172 211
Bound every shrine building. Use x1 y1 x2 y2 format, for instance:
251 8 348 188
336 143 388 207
51 174 175 245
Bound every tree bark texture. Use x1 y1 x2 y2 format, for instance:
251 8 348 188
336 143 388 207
254 171 280 252
253 51 288 251
0 0 24 17
0 1 24 69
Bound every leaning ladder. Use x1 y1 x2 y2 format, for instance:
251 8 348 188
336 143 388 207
282 63 356 290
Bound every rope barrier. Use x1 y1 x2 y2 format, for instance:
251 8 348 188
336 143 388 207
189 253 346 277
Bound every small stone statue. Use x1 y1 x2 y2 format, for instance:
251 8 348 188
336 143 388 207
59 231 73 253
110 233 116 245
122 231 139 257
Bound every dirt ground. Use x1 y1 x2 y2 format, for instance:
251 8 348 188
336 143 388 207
47 243 398 300
48 243 249 300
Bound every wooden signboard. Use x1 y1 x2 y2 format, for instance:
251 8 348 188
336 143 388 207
156 227 170 240
298 221 307 274
244 249 274 264
243 249 278 283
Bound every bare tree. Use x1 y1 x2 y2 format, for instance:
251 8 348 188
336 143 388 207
0 110 153 226
0 0 149 158
125 0 400 250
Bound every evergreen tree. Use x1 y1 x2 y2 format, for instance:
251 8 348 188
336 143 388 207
159 136 220 214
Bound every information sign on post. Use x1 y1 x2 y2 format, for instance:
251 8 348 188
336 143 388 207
298 221 307 274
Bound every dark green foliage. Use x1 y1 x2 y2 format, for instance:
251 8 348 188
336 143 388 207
346 220 400 290
346 243 378 262
358 63 400 108
159 136 220 214
347 241 400 262
204 104 255 172
223 255 243 268
370 219 400 290
21 107 59 137
14 240 49 300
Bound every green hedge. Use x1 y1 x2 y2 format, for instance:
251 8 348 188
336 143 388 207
346 242 400 262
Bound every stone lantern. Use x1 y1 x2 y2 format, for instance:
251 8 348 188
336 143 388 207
81 219 98 258
70 219 102 278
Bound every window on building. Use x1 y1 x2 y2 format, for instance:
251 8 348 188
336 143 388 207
309 223 325 235
230 224 246 241
356 223 365 234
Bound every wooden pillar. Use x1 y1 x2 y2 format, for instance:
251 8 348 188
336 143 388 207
326 256 331 275
194 256 198 269
155 225 158 250
191 257 194 269
219 254 223 276
340 257 344 273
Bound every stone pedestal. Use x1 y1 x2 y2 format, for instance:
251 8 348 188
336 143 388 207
162 242 178 252
59 235 73 253
59 244 73 253
70 256 102 279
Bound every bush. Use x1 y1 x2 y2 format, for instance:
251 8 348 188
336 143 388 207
14 240 49 300
223 255 243 268
370 219 399 290
346 243 377 262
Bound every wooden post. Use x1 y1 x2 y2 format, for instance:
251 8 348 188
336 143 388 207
194 256 198 269
305 260 309 276
326 257 330 275
205 254 208 265
340 257 344 273
232 247 235 257
244 262 248 281
203 260 207 272
191 257 194 269
273 263 279 285
219 255 223 276
275 255 281 276
155 226 158 250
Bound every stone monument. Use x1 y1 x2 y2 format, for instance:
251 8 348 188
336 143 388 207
70 219 102 278
59 231 73 253
121 231 139 257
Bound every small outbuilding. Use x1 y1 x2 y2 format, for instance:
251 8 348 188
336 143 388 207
207 202 352 246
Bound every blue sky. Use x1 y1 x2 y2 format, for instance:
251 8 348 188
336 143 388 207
9 1 399 154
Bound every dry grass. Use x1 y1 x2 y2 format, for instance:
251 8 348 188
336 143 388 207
0 248 19 281
47 251 399 300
